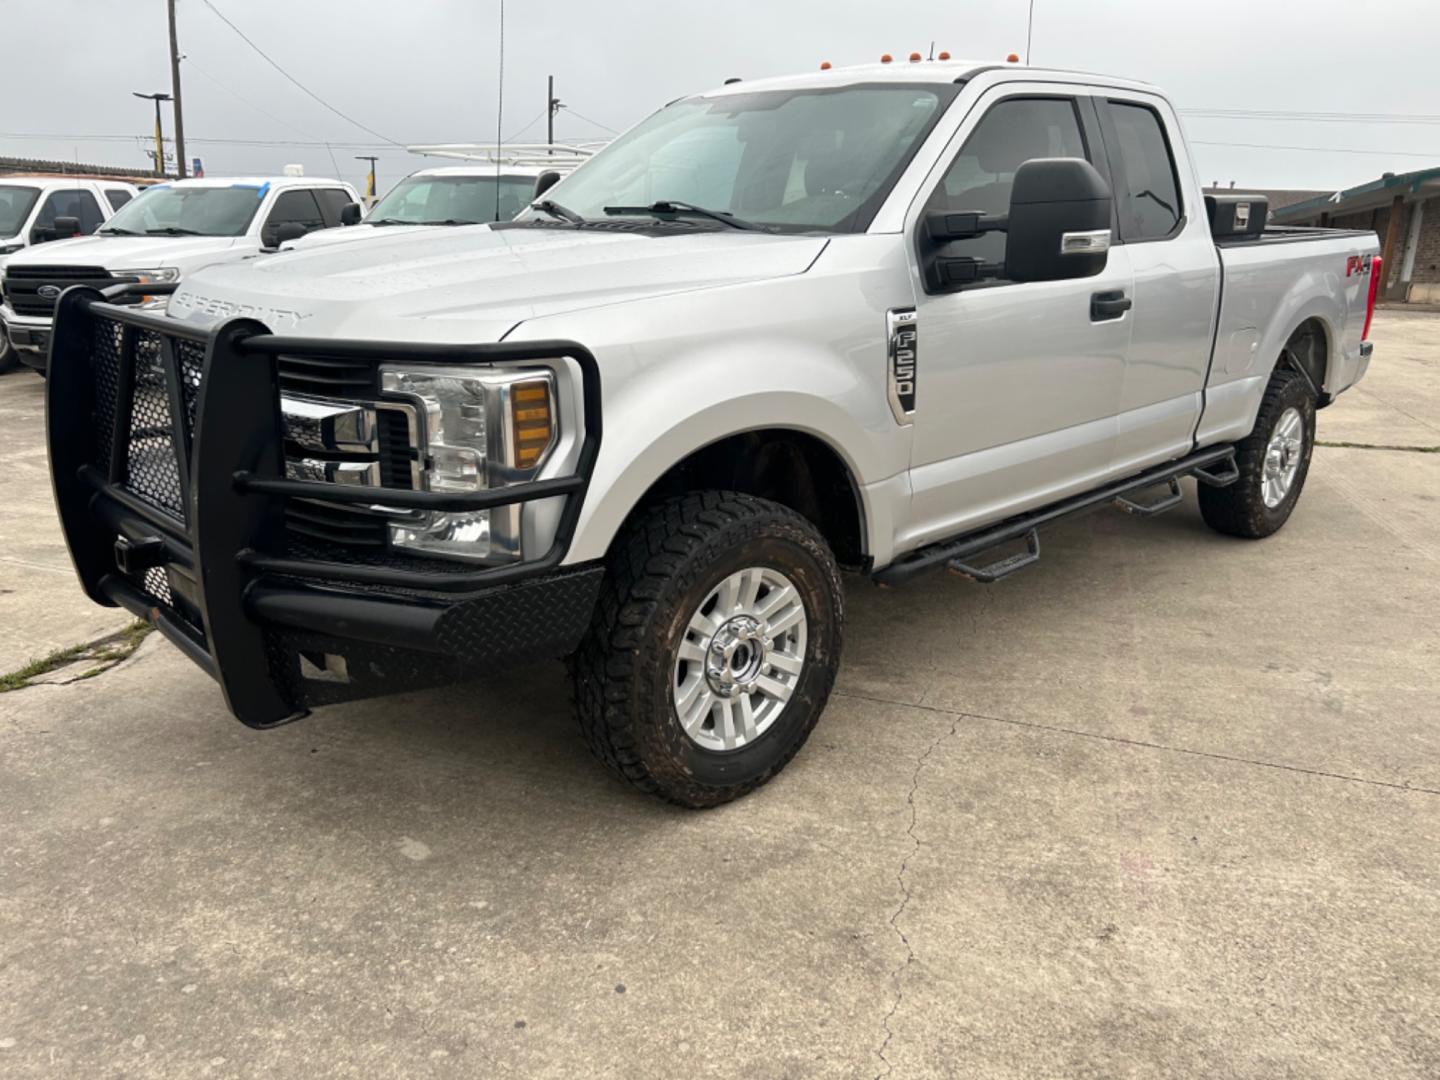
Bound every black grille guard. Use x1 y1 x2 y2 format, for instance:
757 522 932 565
46 284 603 729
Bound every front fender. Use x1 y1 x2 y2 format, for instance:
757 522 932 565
567 347 905 564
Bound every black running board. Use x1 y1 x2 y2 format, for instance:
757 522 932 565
874 445 1237 587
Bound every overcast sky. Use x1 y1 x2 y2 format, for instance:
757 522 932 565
4 0 1437 195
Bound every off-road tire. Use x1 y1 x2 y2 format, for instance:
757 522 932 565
570 491 844 808
1199 368 1316 539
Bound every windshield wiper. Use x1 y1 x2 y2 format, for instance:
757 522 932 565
531 199 586 225
366 217 412 227
603 200 769 232
415 218 482 226
99 226 140 236
144 226 203 236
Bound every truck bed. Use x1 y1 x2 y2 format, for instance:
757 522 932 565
1197 226 1380 447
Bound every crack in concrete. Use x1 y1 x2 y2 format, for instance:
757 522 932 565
837 689 1440 797
874 716 959 1079
1316 440 1439 454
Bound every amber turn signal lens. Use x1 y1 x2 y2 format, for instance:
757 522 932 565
509 380 554 470
938 50 951 60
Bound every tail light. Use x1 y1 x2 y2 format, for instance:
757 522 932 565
1362 254 1382 342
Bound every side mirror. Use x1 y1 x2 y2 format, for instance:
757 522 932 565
1004 158 1112 283
53 216 81 240
30 226 55 245
264 222 308 249
339 202 363 226
533 171 562 199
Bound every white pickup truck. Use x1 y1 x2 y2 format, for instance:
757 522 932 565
0 176 140 371
43 60 1380 807
2 175 357 372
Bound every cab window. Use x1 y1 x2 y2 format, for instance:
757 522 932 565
314 188 353 228
264 189 325 239
35 188 106 235
105 189 134 211
1104 101 1183 241
925 97 1089 271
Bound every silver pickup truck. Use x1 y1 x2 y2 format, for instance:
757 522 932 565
43 60 1380 807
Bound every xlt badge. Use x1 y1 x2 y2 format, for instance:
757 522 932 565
886 307 917 425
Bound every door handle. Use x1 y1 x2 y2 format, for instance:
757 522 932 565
1091 290 1132 321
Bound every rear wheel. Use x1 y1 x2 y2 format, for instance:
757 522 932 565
1199 368 1316 538
571 491 844 808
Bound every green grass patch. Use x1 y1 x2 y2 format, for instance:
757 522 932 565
0 620 153 693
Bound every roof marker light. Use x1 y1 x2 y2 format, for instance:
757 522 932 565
820 61 832 70
880 53 893 63
938 50 951 60
1006 53 1020 63
909 52 922 62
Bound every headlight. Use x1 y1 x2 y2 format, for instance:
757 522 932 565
114 267 182 284
113 267 182 309
380 365 557 563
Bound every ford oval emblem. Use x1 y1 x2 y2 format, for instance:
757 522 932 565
37 285 62 300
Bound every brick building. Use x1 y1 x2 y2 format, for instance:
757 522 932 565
1271 167 1440 303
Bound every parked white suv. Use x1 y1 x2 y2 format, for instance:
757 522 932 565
0 176 140 371
0 175 357 372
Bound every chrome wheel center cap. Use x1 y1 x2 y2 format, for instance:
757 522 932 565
705 616 767 698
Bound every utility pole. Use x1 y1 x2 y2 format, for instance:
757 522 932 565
547 75 562 150
355 156 379 202
168 0 187 177
133 91 172 177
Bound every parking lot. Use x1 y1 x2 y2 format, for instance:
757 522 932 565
0 308 1436 1078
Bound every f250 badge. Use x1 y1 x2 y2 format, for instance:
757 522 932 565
886 308 918 425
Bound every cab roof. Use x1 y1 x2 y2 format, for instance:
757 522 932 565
157 175 348 190
699 59 1159 97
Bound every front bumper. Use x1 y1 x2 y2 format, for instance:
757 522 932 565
46 286 603 727
2 308 52 364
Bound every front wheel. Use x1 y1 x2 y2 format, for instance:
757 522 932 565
1200 368 1316 538
570 491 844 808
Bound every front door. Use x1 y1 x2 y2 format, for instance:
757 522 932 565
900 89 1134 551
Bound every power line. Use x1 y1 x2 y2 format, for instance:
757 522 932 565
184 58 320 142
1191 139 1440 159
198 0 402 146
562 108 619 134
1182 108 1440 126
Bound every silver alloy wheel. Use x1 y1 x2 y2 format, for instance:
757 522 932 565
672 566 808 752
1262 406 1305 509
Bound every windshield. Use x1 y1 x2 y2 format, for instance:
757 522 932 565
369 175 536 224
535 83 956 233
102 184 264 237
0 186 41 238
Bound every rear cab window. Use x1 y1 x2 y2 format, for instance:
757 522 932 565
105 189 134 211
1102 100 1184 241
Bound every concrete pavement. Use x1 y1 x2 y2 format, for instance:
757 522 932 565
0 310 1437 1078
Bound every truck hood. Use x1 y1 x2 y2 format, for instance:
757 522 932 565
2 234 246 271
166 224 829 341
280 223 433 252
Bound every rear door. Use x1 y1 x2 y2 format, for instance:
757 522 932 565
1094 94 1220 472
900 85 1134 549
